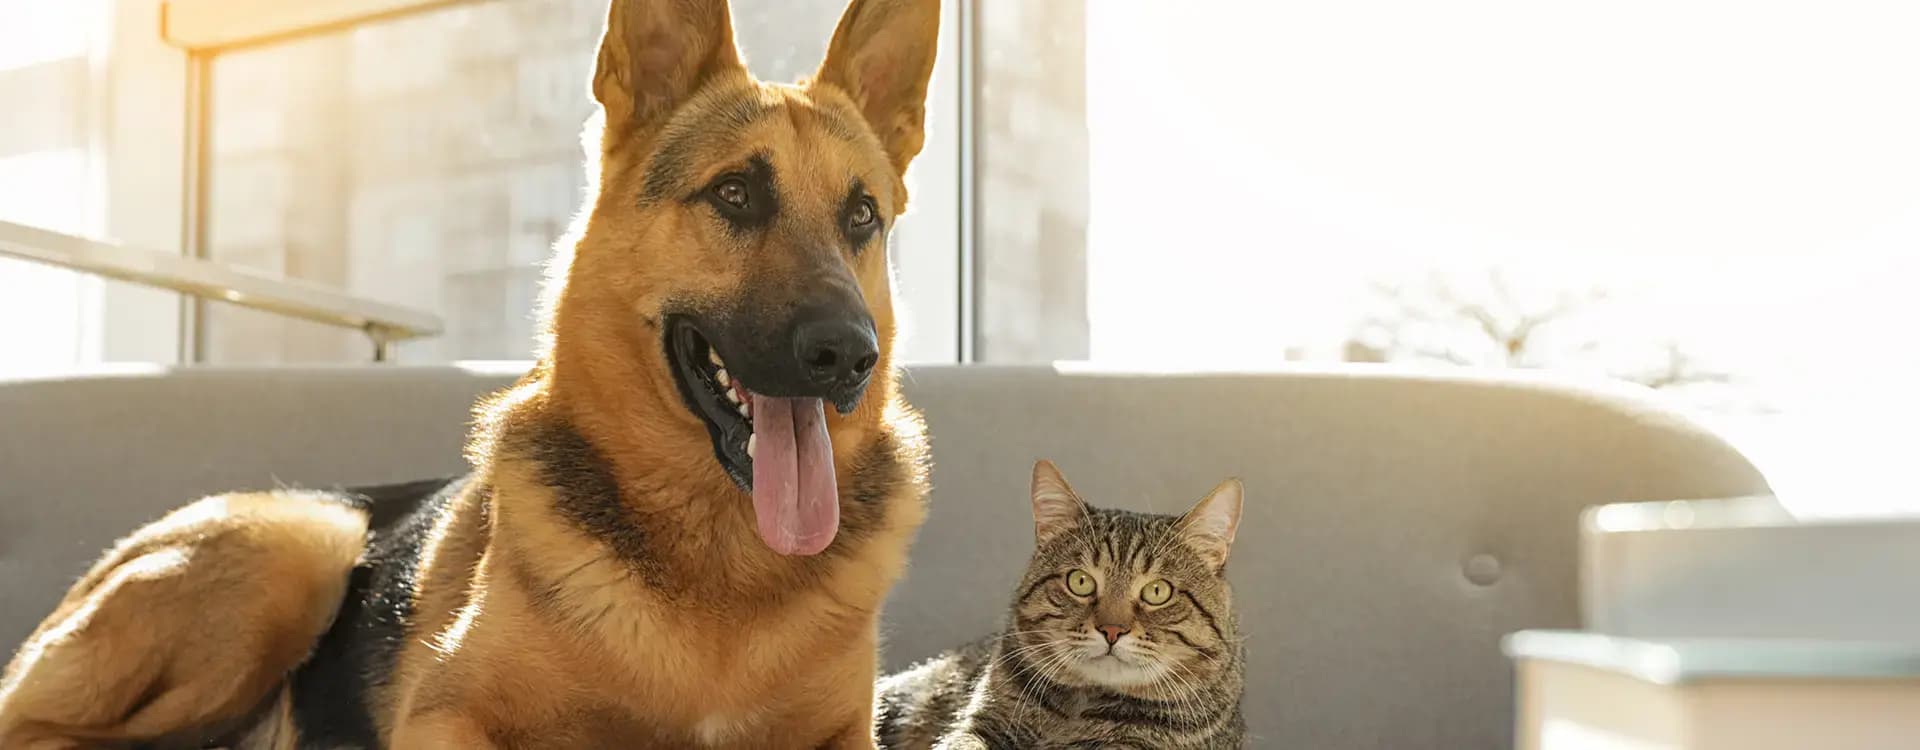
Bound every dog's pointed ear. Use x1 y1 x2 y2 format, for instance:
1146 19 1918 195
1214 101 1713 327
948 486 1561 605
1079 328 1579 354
812 0 942 176
594 0 747 139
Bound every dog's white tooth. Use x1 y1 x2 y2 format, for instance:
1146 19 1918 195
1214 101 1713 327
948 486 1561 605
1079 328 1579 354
737 402 750 417
747 434 757 458
715 369 730 387
725 388 741 404
708 350 722 366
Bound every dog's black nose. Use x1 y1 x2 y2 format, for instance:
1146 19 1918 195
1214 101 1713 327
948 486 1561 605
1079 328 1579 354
794 316 878 387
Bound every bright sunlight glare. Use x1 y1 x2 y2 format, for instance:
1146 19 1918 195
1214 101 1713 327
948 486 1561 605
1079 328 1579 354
1086 0 1920 513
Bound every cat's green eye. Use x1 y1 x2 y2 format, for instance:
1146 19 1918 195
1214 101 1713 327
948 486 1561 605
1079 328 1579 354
1065 569 1097 597
1140 579 1174 606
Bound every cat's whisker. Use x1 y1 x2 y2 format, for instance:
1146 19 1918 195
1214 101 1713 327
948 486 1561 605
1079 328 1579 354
1009 640 1079 709
1143 522 1185 567
1151 655 1191 702
1001 640 1069 663
1171 659 1212 718
1158 656 1213 726
1144 508 1200 564
997 628 1070 639
1027 644 1084 703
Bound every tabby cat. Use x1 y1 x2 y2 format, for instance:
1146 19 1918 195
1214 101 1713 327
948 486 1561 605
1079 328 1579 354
877 460 1247 749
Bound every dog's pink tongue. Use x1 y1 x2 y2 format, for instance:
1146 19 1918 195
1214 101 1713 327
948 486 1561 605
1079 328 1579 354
749 395 839 556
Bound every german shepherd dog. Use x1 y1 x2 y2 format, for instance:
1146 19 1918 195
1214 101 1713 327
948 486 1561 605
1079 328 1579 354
0 0 941 747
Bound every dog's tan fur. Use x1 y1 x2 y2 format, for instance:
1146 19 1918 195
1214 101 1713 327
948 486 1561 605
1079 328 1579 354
0 1 941 747
0 494 364 749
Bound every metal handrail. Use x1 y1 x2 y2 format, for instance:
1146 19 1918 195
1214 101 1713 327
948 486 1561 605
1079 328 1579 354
0 220 443 360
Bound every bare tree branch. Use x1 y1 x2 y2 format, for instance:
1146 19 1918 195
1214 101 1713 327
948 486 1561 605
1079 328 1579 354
1344 269 1753 411
1629 341 1734 390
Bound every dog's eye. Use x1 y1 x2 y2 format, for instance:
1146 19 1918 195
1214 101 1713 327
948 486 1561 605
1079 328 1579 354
849 198 877 229
713 178 751 210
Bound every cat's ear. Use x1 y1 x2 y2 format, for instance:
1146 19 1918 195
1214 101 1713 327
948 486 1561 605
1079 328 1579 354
1030 460 1087 544
1179 478 1244 572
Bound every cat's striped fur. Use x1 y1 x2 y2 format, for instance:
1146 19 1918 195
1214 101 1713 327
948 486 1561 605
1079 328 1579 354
877 461 1246 749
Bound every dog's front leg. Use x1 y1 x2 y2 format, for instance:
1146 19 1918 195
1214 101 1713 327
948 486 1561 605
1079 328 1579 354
816 680 885 750
390 712 499 750
820 721 881 750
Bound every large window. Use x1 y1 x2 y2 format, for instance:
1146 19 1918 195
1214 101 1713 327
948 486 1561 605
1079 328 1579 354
0 0 104 370
0 0 185 374
196 0 962 363
966 0 1920 511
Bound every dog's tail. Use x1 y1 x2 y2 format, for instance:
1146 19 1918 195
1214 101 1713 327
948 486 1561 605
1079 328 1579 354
0 491 367 749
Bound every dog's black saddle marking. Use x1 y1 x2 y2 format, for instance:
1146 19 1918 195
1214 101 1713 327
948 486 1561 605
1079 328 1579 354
287 474 471 749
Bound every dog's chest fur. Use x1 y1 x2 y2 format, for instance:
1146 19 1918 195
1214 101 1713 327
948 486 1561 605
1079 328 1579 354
285 411 926 748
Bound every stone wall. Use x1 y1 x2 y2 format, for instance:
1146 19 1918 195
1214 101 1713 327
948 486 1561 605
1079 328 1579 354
972 0 1090 362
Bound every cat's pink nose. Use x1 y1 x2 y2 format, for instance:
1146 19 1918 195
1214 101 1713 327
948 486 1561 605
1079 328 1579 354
1097 624 1130 646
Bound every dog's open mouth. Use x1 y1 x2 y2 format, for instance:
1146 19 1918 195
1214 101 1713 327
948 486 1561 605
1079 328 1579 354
667 318 840 556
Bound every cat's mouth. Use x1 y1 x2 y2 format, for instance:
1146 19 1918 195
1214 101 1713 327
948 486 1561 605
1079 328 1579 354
1073 641 1163 688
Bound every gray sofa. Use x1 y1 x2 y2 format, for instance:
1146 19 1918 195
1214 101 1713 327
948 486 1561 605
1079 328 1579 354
0 364 1770 748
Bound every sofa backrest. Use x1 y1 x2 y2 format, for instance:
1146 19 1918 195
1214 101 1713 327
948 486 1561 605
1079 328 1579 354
1582 498 1920 642
0 364 1769 748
